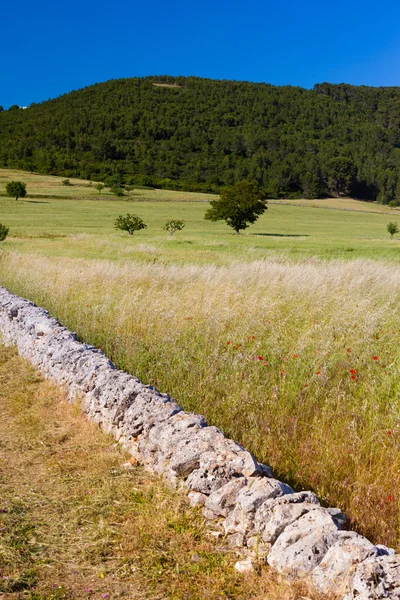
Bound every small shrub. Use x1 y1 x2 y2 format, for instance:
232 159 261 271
95 183 105 194
6 181 26 201
62 179 71 186
0 223 9 242
115 214 147 235
163 219 185 235
111 186 125 197
387 222 399 239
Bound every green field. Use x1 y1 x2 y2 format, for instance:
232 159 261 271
1 169 400 552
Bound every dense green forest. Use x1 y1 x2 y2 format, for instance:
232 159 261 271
2 75 400 200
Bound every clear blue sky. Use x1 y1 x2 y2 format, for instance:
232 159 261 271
2 0 400 109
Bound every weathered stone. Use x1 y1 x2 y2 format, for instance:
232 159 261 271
205 478 248 517
227 532 246 548
234 557 255 574
312 531 379 595
267 508 342 578
344 554 400 599
256 492 321 544
246 535 271 558
223 478 293 535
188 491 207 507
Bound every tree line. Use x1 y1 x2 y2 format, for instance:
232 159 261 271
2 76 400 202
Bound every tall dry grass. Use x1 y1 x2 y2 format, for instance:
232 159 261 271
1 252 400 547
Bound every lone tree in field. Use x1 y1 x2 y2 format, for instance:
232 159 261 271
163 219 185 235
387 222 399 239
95 183 104 194
204 181 267 234
115 214 147 235
0 223 9 242
6 181 27 201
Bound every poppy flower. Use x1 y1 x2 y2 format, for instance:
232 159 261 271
257 355 264 361
388 430 392 435
373 356 379 361
350 369 357 375
316 371 321 375
387 495 394 502
293 354 299 359
351 375 357 380
347 348 351 353
227 341 231 345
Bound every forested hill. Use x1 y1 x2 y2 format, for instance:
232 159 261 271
2 75 400 201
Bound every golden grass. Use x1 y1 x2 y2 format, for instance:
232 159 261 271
0 345 321 600
0 168 217 203
1 252 399 549
270 197 400 214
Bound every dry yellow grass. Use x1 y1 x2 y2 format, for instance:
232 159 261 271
270 197 400 214
1 252 399 549
0 168 216 203
0 345 323 600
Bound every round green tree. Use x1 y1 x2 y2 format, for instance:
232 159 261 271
115 214 147 235
163 219 185 235
204 181 267 234
387 222 399 239
95 183 105 194
6 181 27 201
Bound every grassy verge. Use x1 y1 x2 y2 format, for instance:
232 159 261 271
0 345 318 600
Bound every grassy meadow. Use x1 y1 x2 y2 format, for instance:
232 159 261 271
1 169 400 551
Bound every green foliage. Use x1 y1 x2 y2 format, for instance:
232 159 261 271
204 181 267 233
110 185 124 197
163 219 185 235
387 222 399 238
95 183 104 194
2 76 400 200
62 178 71 186
115 213 147 235
0 223 9 241
6 181 26 201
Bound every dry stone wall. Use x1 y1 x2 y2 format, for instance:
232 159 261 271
0 286 399 599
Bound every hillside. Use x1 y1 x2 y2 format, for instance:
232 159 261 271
1 76 400 201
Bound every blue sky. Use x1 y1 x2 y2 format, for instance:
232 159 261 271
2 0 400 109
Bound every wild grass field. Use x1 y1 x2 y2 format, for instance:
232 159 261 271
1 170 400 552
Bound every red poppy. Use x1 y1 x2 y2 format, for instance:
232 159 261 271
304 383 309 387
350 369 357 375
388 430 392 435
373 356 379 361
347 348 351 353
387 495 394 502
293 354 299 359
257 355 264 361
316 371 321 375
351 375 357 380
227 341 231 345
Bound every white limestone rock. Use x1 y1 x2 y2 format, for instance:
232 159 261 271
344 554 400 599
312 530 379 595
267 508 343 578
